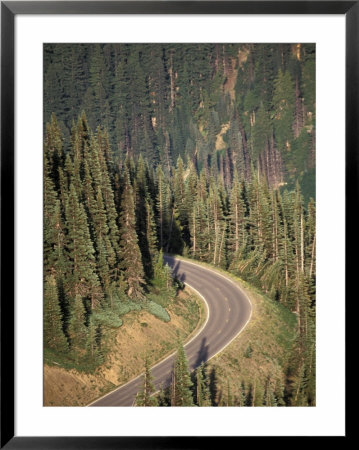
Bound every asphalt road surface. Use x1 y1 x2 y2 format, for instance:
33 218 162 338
89 256 252 406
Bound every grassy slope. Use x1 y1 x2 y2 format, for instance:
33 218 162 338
173 256 298 406
44 288 205 406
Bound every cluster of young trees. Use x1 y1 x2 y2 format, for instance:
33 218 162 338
136 342 304 407
44 43 315 199
135 342 200 407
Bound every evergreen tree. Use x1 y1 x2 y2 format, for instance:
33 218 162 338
153 250 174 294
44 275 68 352
135 155 158 279
225 379 234 406
145 198 159 277
135 357 158 406
156 165 170 250
65 183 103 309
228 172 247 265
44 113 64 191
118 169 146 300
68 294 88 360
195 363 211 406
238 382 246 407
264 377 277 406
171 341 194 406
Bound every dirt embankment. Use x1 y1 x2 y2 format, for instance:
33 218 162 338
44 289 205 406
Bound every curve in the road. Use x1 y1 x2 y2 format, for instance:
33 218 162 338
89 256 252 406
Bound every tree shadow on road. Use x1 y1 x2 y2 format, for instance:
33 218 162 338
193 337 209 369
165 258 186 285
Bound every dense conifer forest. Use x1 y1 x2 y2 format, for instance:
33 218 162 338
44 43 316 406
44 43 315 199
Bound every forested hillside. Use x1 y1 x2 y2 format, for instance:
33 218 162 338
44 43 316 406
44 114 177 371
44 43 315 199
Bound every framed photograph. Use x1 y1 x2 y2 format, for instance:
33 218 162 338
1 1 352 446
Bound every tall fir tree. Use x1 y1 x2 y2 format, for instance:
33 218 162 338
135 357 158 406
171 341 194 406
118 168 146 300
44 275 68 352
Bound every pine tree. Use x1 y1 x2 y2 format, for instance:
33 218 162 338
86 316 106 368
135 357 158 406
68 294 88 360
45 203 70 339
195 363 211 406
173 156 189 245
118 169 145 300
156 384 171 406
145 198 159 279
252 380 265 406
225 379 234 406
44 177 65 277
264 377 277 406
156 165 170 250
44 275 68 352
65 183 103 309
238 382 246 407
135 155 158 279
152 250 174 294
171 341 194 406
44 113 64 192
94 130 120 279
207 180 226 267
228 172 247 265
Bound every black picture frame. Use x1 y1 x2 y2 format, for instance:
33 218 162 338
1 1 352 447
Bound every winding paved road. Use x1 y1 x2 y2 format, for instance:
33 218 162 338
89 256 252 406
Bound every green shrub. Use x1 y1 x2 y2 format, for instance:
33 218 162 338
116 300 141 316
92 309 123 328
144 301 170 322
244 344 253 358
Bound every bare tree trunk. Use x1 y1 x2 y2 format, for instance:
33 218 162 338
273 192 278 261
192 206 197 258
235 202 239 253
237 115 250 180
159 186 163 249
213 229 218 265
164 130 171 174
166 208 174 253
218 228 225 265
300 211 305 273
284 221 289 287
171 371 176 406
169 51 175 112
309 232 316 278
